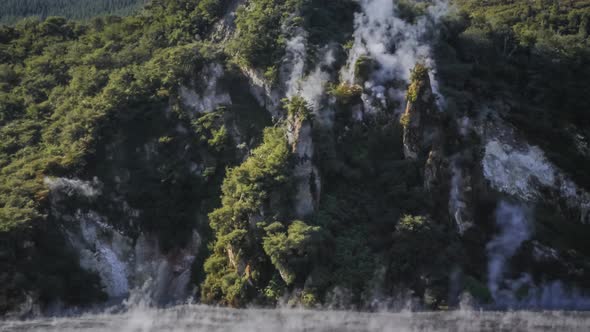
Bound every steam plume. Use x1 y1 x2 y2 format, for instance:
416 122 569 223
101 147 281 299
486 201 531 300
344 0 449 112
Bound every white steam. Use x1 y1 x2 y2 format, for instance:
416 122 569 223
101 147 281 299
492 274 590 310
284 34 335 109
484 202 590 309
180 63 232 114
284 33 308 98
5 305 590 331
44 177 102 200
282 26 336 127
300 48 335 110
344 0 449 112
486 201 531 301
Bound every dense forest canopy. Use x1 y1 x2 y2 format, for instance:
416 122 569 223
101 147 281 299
0 0 146 25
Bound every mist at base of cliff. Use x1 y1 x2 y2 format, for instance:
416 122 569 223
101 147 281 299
2 305 590 332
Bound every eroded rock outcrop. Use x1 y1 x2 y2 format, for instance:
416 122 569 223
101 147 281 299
287 99 320 218
401 64 451 223
401 64 440 161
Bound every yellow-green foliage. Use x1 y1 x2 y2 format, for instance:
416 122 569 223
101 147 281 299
329 83 363 105
399 111 411 128
406 63 429 103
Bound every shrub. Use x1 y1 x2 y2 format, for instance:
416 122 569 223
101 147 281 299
329 83 362 105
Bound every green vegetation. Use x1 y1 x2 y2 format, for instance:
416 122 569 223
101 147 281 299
439 0 590 188
201 127 295 306
0 0 361 311
231 0 300 70
306 110 459 307
406 63 429 103
329 83 363 105
0 0 235 232
231 0 357 78
436 0 590 297
283 95 312 121
263 220 320 285
464 276 492 303
0 0 145 25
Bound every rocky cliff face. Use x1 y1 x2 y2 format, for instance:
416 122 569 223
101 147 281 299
288 114 320 218
396 60 590 306
401 65 439 161
43 171 203 304
479 116 590 224
401 64 451 224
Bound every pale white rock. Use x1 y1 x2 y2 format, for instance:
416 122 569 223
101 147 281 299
480 117 590 223
483 140 555 201
64 210 201 302
67 212 132 298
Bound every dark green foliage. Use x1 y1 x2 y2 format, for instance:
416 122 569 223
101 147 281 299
283 96 312 121
300 0 357 46
353 55 374 82
463 276 492 304
306 112 447 306
230 0 356 72
0 222 106 313
0 0 145 25
263 220 320 285
0 2 238 311
386 215 458 307
439 0 590 189
202 127 294 306
1 0 590 313
230 0 293 69
0 0 232 232
438 0 590 299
